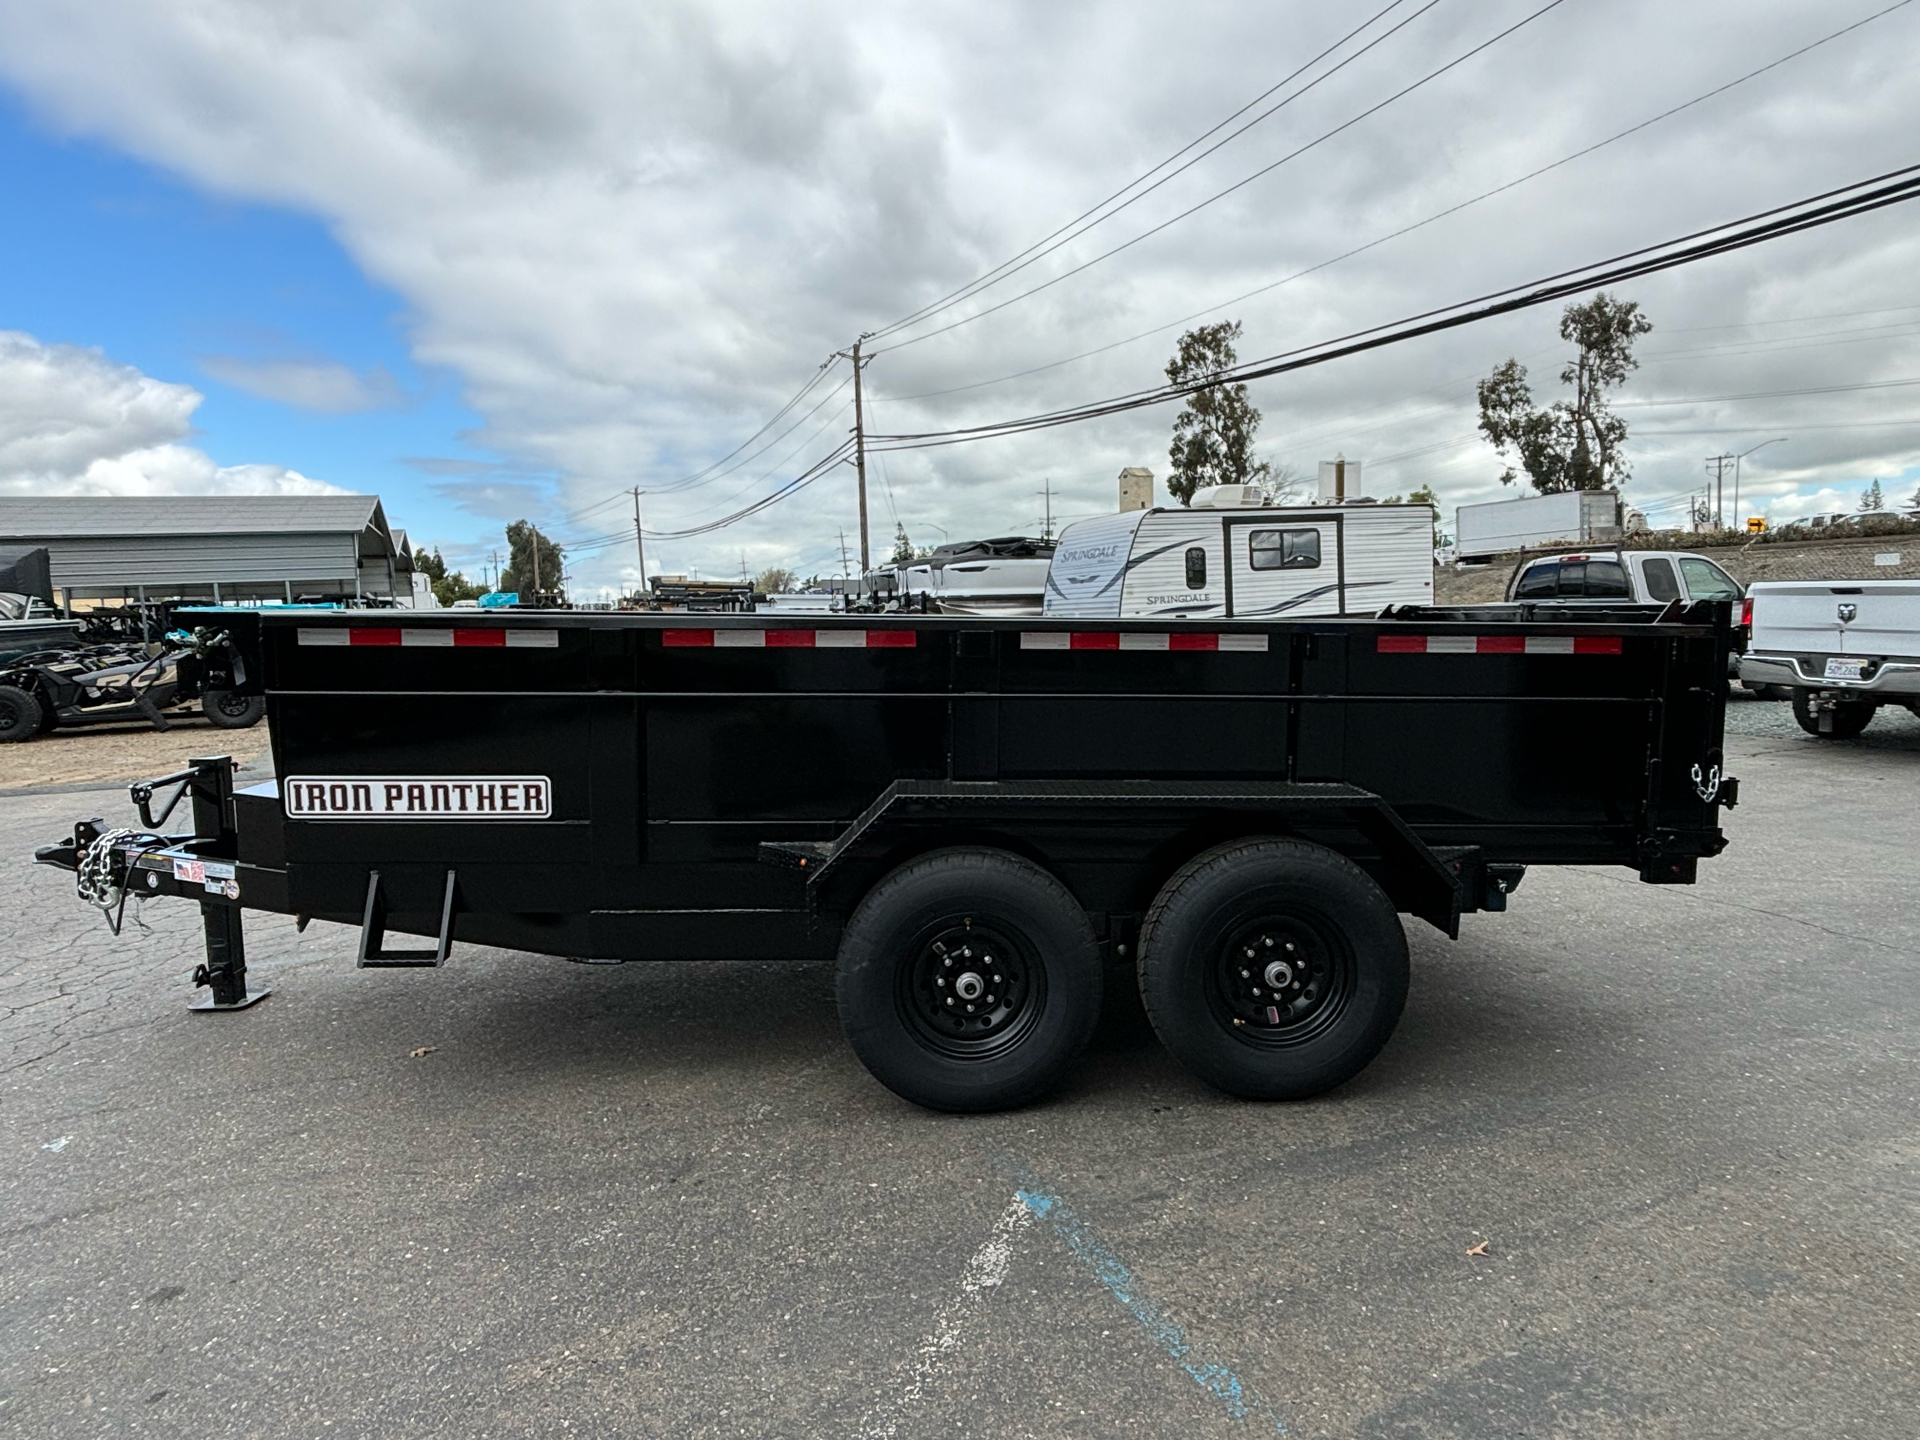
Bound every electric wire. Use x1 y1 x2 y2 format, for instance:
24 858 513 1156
871 0 1574 357
881 0 1915 400
863 163 1920 452
867 0 1436 340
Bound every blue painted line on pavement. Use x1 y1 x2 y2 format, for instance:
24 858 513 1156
1001 1158 1288 1432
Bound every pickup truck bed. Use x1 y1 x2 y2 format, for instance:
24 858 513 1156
1739 579 1920 737
36 602 1735 1110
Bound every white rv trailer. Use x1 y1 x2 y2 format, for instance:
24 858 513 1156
1044 496 1434 619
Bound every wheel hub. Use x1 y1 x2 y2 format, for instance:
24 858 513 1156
906 925 1036 1050
1219 922 1338 1034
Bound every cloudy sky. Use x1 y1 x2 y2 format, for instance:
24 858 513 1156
0 0 1915 592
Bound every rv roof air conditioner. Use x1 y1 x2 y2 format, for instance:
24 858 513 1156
1191 484 1269 508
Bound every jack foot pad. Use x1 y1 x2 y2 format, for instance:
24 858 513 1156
189 988 271 1013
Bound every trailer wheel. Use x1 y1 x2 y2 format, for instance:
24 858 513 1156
836 848 1101 1113
201 690 266 728
1137 839 1408 1101
1791 689 1874 739
0 685 43 743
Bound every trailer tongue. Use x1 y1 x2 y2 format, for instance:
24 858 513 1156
35 602 1736 1112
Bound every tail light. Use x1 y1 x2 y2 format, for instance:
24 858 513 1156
1740 596 1753 628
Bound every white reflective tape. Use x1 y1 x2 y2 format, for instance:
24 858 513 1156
297 628 350 646
814 629 867 648
1021 632 1071 650
1524 635 1575 654
504 630 559 648
1216 634 1269 652
1425 635 1478 654
401 629 454 647
1118 632 1170 651
713 629 765 648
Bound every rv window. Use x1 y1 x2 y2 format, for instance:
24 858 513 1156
1640 557 1680 601
1583 558 1629 598
1513 562 1558 599
1184 547 1207 588
1249 529 1320 571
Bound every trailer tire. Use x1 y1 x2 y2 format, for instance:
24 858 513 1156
201 690 265 728
1138 839 1408 1101
1791 688 1874 739
836 848 1101 1113
0 685 43 743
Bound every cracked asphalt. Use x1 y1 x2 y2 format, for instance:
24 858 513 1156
2 702 1916 1438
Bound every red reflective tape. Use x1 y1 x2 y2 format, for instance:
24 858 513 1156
1069 632 1120 650
452 628 505 647
864 630 917 648
1168 632 1219 651
1376 634 1427 653
1574 635 1623 655
764 629 816 648
661 629 714 647
1476 634 1525 654
349 628 402 647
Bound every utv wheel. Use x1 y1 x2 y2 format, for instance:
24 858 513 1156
1138 839 1408 1101
1791 689 1874 739
201 690 265 728
836 848 1101 1113
0 685 43 743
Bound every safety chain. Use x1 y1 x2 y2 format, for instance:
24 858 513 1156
75 828 166 934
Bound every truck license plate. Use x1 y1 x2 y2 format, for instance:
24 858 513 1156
1824 657 1866 681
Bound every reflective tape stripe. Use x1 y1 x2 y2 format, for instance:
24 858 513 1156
296 626 556 648
1375 634 1624 654
1021 632 1267 652
659 629 917 648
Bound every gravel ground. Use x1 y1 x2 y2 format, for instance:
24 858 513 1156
2 729 1916 1438
0 721 272 794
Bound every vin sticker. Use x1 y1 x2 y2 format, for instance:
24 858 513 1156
285 775 553 821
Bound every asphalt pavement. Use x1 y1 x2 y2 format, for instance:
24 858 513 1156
3 697 1916 1438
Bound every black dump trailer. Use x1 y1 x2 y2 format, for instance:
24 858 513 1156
36 603 1736 1111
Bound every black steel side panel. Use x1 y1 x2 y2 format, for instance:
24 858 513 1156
236 608 1729 960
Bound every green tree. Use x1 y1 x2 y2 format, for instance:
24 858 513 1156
1405 484 1440 509
498 520 564 597
1477 292 1652 493
1861 478 1885 511
1164 320 1272 505
415 548 488 606
752 566 798 594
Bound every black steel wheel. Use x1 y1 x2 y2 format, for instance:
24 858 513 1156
1138 839 1408 1101
1791 688 1875 739
201 690 266 729
0 684 43 744
836 848 1100 1112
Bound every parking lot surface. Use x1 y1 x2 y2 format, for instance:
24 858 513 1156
3 702 1916 1438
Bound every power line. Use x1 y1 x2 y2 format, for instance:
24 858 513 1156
867 0 1434 341
871 0 1574 357
866 163 1920 452
880 0 1916 401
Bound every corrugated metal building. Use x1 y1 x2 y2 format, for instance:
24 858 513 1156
0 495 410 603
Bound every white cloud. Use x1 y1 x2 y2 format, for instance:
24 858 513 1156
0 1 1915 578
0 330 347 497
197 354 405 413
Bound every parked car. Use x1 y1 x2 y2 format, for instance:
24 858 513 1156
1503 549 1767 690
1738 579 1920 737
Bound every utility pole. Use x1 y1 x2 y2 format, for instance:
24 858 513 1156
530 525 542 596
631 488 648 598
1705 454 1735 530
1038 477 1054 541
1731 437 1788 529
837 334 875 574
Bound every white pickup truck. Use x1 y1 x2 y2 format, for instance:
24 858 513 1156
1739 580 1920 737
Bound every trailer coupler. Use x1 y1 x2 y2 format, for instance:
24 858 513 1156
35 755 269 1012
